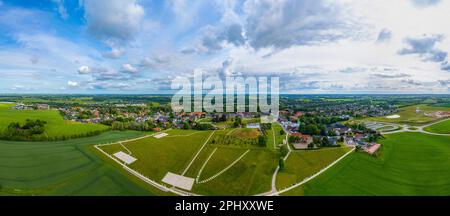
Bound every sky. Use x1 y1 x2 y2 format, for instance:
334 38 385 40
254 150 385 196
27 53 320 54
0 0 450 94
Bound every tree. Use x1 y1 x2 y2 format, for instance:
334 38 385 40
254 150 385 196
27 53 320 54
258 135 267 147
279 158 285 170
279 129 285 136
279 145 289 157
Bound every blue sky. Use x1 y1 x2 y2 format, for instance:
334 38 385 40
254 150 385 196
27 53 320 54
0 0 449 94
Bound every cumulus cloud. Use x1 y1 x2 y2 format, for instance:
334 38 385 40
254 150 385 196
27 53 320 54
121 64 139 73
77 66 91 74
67 80 79 87
243 0 355 49
398 34 447 62
81 0 145 43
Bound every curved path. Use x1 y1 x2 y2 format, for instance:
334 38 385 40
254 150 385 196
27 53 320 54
381 118 450 136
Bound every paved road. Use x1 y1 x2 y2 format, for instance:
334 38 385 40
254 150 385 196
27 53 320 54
382 118 450 136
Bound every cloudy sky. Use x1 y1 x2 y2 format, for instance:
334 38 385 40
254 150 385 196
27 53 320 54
1 0 450 94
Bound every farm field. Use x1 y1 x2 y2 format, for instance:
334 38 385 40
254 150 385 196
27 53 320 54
366 104 450 125
98 129 279 195
424 119 450 134
0 103 109 140
276 147 351 190
283 133 450 195
99 130 212 181
0 131 167 195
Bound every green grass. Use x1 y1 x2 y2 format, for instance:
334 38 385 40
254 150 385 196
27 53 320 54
0 131 168 195
99 129 279 195
190 147 279 195
367 104 450 125
266 123 284 151
276 147 351 190
0 104 109 140
283 133 450 195
424 119 450 134
99 130 212 181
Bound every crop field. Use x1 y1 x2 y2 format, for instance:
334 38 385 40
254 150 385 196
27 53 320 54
424 119 450 134
283 133 450 195
98 129 278 195
276 147 351 190
367 104 450 125
0 104 109 140
0 131 167 195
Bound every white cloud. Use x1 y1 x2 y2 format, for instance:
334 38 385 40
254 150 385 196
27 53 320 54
102 48 124 59
82 0 145 43
67 80 79 87
77 66 91 74
121 64 139 73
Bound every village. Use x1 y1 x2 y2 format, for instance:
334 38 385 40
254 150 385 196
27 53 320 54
10 101 382 155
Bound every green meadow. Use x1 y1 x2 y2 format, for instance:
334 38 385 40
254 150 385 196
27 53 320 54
276 147 351 190
367 104 450 125
424 119 450 134
0 104 109 140
283 133 450 195
99 129 279 195
0 131 168 195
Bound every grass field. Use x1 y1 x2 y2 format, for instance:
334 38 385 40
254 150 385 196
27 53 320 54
276 147 351 190
99 130 212 181
367 104 450 125
0 131 168 195
0 104 109 140
99 129 279 195
424 119 450 134
283 133 450 195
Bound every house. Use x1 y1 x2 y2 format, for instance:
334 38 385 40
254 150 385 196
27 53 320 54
35 104 50 110
327 137 338 146
291 133 313 150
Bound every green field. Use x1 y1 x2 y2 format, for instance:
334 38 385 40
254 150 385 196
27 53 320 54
424 119 450 134
276 147 351 190
99 130 212 181
99 129 279 195
283 133 450 195
367 104 450 125
0 103 109 140
0 131 168 195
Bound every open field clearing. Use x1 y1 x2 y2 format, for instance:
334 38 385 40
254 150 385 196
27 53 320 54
366 104 450 125
283 133 450 195
424 119 450 134
189 147 278 195
98 128 278 195
0 104 109 140
99 130 212 181
275 147 352 190
0 131 167 195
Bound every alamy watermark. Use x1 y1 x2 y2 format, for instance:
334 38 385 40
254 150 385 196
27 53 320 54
170 70 279 123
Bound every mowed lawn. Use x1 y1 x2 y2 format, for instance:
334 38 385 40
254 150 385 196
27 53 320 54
0 104 109 140
0 131 166 195
99 129 213 181
424 119 450 134
276 147 351 190
189 146 279 195
367 104 450 125
283 133 450 195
